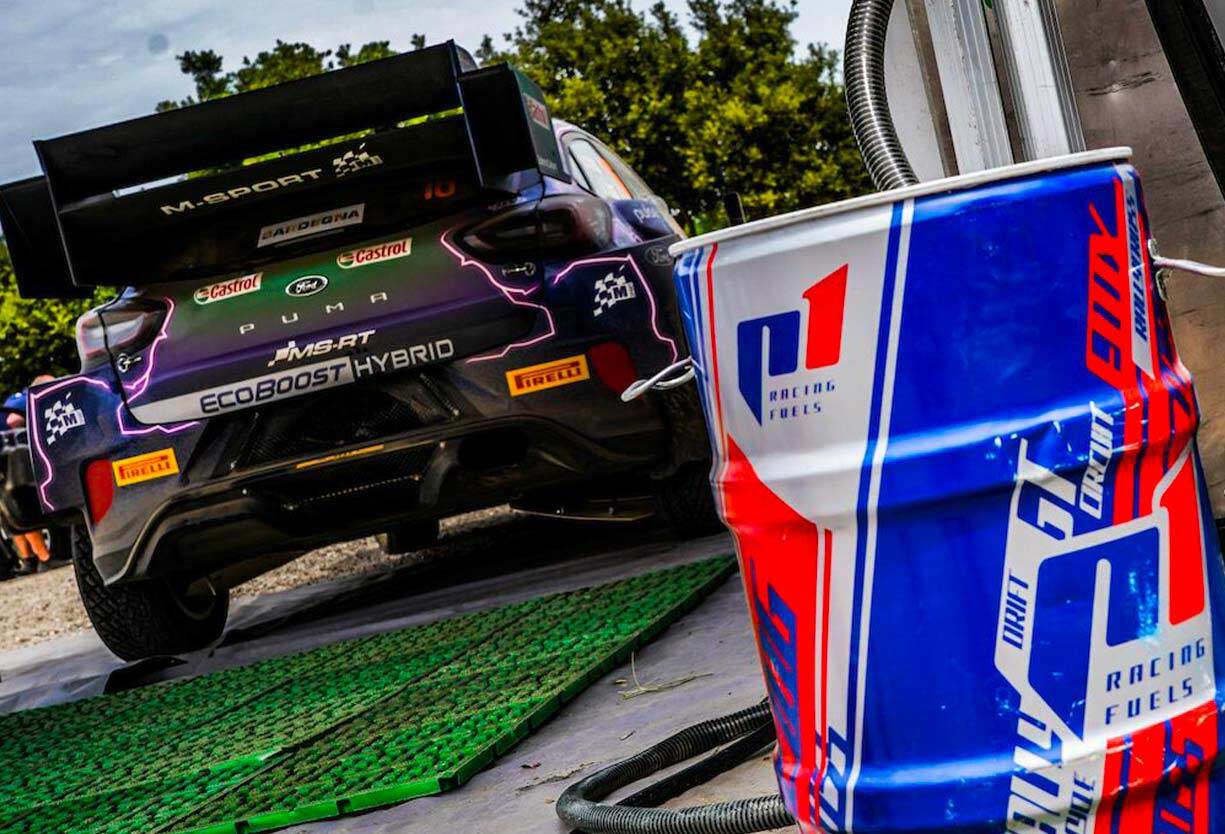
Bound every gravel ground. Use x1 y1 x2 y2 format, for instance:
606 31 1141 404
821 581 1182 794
0 564 91 650
235 506 513 597
0 507 515 652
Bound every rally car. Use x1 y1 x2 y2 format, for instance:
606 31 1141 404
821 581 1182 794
0 43 715 660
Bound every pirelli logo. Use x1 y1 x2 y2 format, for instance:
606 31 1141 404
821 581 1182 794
113 449 179 487
506 355 590 397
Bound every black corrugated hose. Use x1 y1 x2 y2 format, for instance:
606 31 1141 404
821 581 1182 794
844 0 920 190
555 700 795 834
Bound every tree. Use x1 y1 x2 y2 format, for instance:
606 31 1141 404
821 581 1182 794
156 39 399 110
479 0 870 228
0 242 104 394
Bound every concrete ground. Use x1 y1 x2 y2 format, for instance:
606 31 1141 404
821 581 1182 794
0 513 790 834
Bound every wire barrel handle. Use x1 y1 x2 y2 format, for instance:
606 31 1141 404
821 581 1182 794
620 358 696 402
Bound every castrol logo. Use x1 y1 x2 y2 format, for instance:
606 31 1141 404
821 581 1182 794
193 273 262 305
337 237 413 269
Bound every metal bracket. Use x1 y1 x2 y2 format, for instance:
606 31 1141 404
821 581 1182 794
922 0 1015 173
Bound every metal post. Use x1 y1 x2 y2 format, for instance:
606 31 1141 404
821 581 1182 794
902 0 960 176
987 0 1087 159
921 0 1015 173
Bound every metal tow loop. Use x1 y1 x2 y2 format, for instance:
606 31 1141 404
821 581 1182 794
620 357 695 402
1149 239 1225 301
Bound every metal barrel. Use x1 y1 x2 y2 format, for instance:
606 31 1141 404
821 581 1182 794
669 148 1225 832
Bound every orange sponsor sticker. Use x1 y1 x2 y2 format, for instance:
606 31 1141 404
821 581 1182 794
112 448 179 487
506 355 590 397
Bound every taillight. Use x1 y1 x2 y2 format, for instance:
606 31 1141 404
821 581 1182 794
76 299 166 372
462 195 613 262
84 459 115 524
588 342 638 394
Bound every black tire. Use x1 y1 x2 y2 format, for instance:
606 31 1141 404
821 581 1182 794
658 462 724 539
48 525 71 560
0 538 15 581
71 527 229 661
376 518 441 556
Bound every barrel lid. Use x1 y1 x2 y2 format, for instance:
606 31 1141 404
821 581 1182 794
669 147 1133 257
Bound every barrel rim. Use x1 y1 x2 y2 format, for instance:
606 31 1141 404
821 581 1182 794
669 147 1133 256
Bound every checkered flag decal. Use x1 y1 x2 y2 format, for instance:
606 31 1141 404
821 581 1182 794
593 269 637 317
332 144 384 178
44 396 85 445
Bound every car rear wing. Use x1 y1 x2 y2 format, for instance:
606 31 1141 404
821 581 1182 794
0 42 568 298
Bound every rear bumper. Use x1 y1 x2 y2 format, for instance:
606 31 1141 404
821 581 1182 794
98 414 665 585
27 353 707 586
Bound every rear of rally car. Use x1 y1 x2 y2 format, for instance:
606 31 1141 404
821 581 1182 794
0 43 711 659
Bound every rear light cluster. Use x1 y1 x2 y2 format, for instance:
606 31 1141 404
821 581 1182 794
588 342 638 394
462 194 613 262
76 298 167 372
84 459 115 524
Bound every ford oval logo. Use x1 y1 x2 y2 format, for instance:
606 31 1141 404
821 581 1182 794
285 275 329 297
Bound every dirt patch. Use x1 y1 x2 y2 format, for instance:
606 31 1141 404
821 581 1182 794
0 507 515 653
0 566 90 650
234 507 513 597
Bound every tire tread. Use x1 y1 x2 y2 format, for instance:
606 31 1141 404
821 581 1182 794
72 528 228 661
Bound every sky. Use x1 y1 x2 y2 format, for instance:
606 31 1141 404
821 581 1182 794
0 0 847 186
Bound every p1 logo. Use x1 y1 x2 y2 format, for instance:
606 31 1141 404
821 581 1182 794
736 265 847 423
994 438 1216 829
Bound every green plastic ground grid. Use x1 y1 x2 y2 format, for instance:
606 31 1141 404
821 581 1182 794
0 556 735 834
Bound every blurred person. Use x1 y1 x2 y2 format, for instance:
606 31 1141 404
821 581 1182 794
4 389 25 429
4 375 55 574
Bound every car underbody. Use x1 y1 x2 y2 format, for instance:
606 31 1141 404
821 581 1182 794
96 373 707 591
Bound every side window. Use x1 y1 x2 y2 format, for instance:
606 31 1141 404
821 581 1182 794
564 132 683 236
585 137 685 236
567 138 633 200
589 140 654 200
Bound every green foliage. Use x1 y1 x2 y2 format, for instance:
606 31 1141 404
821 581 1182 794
156 1 870 223
0 242 107 394
156 39 398 110
479 0 871 225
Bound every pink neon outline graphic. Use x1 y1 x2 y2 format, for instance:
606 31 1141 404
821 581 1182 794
31 295 202 509
116 296 198 436
30 376 110 511
122 295 172 398
438 230 559 363
30 373 201 511
552 255 679 362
